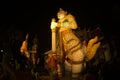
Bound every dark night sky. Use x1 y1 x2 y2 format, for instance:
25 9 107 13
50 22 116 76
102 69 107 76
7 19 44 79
0 0 120 53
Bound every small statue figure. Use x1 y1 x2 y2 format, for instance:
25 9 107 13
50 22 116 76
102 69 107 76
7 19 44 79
20 33 30 59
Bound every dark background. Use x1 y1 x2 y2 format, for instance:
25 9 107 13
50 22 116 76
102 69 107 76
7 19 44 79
0 0 120 53
0 1 120 80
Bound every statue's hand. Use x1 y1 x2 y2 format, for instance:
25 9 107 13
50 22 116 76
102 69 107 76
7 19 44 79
57 22 61 27
50 21 57 29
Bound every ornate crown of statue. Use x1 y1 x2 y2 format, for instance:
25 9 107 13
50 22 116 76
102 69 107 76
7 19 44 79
57 8 67 15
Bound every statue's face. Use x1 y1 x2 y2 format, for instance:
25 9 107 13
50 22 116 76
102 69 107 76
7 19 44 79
57 12 65 19
57 9 67 19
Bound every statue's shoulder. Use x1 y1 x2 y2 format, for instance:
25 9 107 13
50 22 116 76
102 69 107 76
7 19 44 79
66 13 75 21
